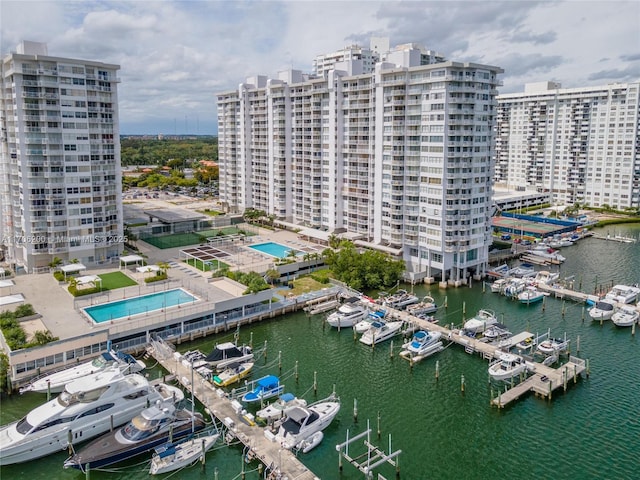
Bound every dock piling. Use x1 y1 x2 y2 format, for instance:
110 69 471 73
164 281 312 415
353 398 358 423
460 374 465 394
435 360 439 381
377 411 381 439
389 340 394 359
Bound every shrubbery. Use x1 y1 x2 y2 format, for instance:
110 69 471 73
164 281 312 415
0 304 57 350
68 285 102 297
53 271 66 282
309 270 331 284
144 272 168 283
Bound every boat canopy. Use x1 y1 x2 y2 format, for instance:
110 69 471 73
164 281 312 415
257 375 280 388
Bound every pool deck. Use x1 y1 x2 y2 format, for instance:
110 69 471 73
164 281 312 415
4 225 319 342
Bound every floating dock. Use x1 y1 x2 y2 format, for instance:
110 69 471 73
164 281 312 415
147 338 319 480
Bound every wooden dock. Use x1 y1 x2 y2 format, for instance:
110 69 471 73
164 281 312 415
304 299 340 315
536 283 600 304
492 357 587 408
146 338 320 480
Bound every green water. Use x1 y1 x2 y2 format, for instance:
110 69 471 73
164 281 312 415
2 225 639 479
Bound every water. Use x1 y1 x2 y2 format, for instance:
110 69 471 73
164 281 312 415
2 224 639 479
249 241 302 258
84 288 197 323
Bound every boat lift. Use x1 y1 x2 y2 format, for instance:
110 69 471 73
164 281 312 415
336 420 401 478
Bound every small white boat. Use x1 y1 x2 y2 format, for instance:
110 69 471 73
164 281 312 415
149 433 219 475
359 320 404 345
514 335 537 352
463 309 498 334
518 286 545 304
482 324 512 342
533 270 560 286
298 431 323 453
528 246 566 263
490 278 509 293
354 310 385 334
326 302 369 328
611 306 640 327
589 300 616 321
488 352 531 381
204 342 253 370
537 337 569 355
20 349 145 394
212 361 254 387
256 393 307 422
405 296 438 316
503 278 528 297
605 284 640 304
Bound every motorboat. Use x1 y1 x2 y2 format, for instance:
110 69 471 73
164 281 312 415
488 352 531 381
482 324 512 342
527 245 566 263
256 393 307 422
149 432 219 475
533 270 560 286
383 289 419 309
589 299 616 321
402 330 443 356
212 361 254 387
605 285 640 304
178 350 208 369
0 369 183 466
64 402 206 470
359 320 404 346
507 263 536 278
518 286 546 304
503 278 528 298
611 306 640 327
537 337 570 355
273 394 341 450
326 302 369 328
204 342 253 370
354 309 385 334
490 278 509 293
405 296 438 316
463 309 498 334
515 335 537 353
241 375 284 403
19 349 146 394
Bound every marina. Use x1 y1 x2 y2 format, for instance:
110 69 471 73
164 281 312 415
0 225 639 479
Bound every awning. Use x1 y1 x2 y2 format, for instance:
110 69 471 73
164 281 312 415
136 265 160 273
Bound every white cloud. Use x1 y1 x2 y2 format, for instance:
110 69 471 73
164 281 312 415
1 0 638 133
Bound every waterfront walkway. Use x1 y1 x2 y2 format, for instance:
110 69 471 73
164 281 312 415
147 338 319 480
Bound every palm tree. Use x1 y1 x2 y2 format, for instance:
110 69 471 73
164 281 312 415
48 256 63 270
265 268 280 285
68 277 78 290
328 234 341 250
157 262 170 276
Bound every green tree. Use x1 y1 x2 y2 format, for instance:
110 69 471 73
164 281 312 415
265 268 280 285
48 257 63 269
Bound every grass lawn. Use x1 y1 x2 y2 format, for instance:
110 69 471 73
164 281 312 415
279 277 328 296
98 271 138 290
184 258 228 272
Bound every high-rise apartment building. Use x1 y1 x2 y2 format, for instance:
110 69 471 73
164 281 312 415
218 45 502 283
0 41 123 272
496 81 640 209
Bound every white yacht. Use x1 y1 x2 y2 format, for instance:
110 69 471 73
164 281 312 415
326 302 369 328
383 290 419 309
533 270 560 286
589 299 616 321
273 394 341 450
19 349 146 394
400 330 443 359
611 306 640 327
518 286 546 304
527 245 566 263
605 285 640 305
0 369 183 466
463 309 498 335
359 320 404 346
488 353 531 381
490 278 509 293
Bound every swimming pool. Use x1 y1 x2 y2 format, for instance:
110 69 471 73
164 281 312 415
248 242 302 259
84 288 197 323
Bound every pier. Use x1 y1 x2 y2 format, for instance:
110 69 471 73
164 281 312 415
536 283 600 304
146 338 320 480
382 306 589 407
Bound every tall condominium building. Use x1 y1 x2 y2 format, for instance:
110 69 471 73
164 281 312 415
218 48 502 283
312 38 445 78
0 41 123 272
496 81 640 209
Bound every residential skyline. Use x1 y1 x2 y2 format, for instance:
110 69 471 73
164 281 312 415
1 1 638 135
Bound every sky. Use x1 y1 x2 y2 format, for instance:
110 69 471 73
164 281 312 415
1 0 639 135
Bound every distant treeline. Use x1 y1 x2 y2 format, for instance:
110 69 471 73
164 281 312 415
120 137 218 166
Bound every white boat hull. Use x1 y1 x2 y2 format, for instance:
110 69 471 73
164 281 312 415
611 309 640 327
359 321 403 345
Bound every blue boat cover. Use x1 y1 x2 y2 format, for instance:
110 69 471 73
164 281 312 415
280 393 295 402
